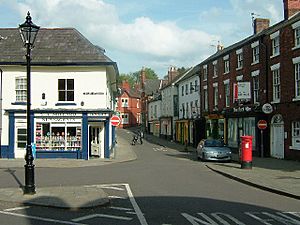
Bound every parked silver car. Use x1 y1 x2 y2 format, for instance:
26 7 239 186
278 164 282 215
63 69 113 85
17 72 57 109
196 139 232 162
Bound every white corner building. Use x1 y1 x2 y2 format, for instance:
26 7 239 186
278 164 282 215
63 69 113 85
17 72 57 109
0 28 118 159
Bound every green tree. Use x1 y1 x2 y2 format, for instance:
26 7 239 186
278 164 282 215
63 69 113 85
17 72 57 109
118 67 158 88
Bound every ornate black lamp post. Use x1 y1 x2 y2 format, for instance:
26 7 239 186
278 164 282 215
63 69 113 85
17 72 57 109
19 12 40 195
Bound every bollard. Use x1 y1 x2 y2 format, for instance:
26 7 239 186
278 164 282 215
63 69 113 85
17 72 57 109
241 136 253 169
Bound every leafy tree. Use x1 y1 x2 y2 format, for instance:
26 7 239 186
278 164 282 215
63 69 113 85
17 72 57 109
118 67 158 88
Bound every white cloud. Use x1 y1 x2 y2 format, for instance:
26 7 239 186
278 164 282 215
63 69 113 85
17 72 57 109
5 0 284 76
12 0 219 75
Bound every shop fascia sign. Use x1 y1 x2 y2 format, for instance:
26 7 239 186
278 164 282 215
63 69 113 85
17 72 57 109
233 106 252 113
35 112 82 122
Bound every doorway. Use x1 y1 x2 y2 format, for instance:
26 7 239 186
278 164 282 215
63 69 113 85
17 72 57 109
270 114 284 159
89 123 104 158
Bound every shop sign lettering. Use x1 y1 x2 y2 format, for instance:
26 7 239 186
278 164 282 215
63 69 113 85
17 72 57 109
36 113 79 117
83 92 104 95
87 112 110 117
233 106 252 113
41 118 77 122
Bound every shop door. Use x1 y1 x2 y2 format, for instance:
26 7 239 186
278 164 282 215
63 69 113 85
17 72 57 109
15 125 27 158
271 114 284 159
90 126 101 157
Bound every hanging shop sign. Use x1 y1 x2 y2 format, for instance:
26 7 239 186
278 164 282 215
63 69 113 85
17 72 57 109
262 103 273 114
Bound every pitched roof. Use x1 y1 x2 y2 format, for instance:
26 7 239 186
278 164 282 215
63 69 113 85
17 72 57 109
144 79 161 95
0 28 115 66
120 89 140 98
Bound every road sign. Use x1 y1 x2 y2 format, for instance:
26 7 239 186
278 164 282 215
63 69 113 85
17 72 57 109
111 115 121 126
257 120 267 130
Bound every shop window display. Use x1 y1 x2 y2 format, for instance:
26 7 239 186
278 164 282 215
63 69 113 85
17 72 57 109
36 122 81 151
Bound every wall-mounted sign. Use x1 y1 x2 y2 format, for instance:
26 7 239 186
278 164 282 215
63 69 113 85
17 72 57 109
35 112 80 117
87 112 110 117
83 92 105 95
234 82 251 100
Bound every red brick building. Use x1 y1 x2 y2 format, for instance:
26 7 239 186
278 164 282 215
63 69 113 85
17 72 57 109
116 81 141 128
199 0 300 160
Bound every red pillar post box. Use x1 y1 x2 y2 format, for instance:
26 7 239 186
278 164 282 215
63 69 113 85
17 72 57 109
241 136 253 169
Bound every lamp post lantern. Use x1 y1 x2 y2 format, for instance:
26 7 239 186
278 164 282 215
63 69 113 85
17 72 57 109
19 11 40 195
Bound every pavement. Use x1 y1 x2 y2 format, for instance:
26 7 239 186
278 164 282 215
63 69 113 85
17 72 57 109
0 128 299 210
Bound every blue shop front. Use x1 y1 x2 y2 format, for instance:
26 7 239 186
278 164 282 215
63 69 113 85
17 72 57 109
3 110 116 160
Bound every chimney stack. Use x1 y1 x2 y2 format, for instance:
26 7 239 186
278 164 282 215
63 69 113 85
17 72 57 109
141 67 146 90
253 18 270 34
284 0 300 20
168 66 178 83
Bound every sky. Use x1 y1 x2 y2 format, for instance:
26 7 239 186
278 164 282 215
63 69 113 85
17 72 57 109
0 0 283 78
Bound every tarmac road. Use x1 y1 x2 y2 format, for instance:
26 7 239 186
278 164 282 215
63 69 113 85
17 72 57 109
0 128 299 225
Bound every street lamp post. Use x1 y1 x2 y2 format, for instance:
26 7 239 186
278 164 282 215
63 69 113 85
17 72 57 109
19 12 40 195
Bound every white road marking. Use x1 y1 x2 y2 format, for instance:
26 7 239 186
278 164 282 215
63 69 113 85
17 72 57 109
124 183 149 225
126 211 138 215
110 206 133 211
4 206 30 212
108 195 127 199
72 213 132 222
101 186 125 191
0 210 86 225
182 212 300 225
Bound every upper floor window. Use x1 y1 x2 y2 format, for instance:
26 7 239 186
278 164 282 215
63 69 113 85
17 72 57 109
195 99 199 115
121 98 128 107
295 63 300 99
203 65 208 81
253 76 259 104
293 56 300 100
223 55 230 74
190 82 193 94
181 85 184 96
15 77 27 102
224 60 230 74
236 48 243 69
194 80 199 92
182 103 185 118
295 27 300 47
213 60 218 78
271 63 280 102
270 31 280 57
203 86 208 111
186 102 189 118
154 105 157 118
224 80 230 107
292 21 300 49
213 83 218 109
185 84 188 95
190 101 193 117
251 41 260 64
58 79 74 101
